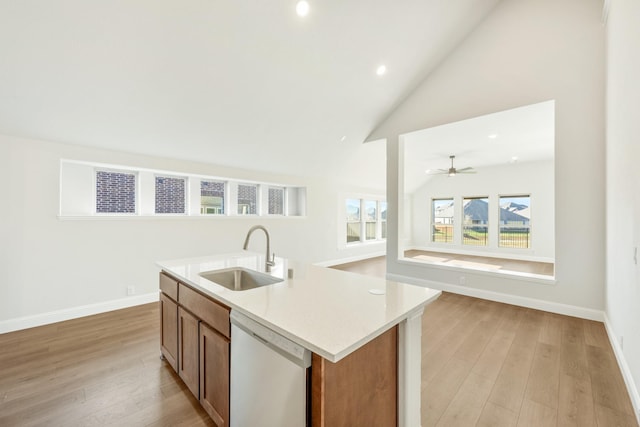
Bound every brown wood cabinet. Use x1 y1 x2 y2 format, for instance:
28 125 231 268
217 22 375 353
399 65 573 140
200 322 230 426
160 272 231 427
178 306 200 399
160 292 178 371
312 325 398 426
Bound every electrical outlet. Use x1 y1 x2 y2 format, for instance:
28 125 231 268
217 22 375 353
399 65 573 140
459 276 466 285
127 286 135 296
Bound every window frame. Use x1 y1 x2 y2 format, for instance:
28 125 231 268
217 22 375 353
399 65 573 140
267 186 286 216
346 198 362 244
462 196 489 247
94 168 139 216
236 183 259 216
380 201 388 240
363 200 378 241
62 159 306 218
200 179 227 216
154 174 188 215
345 197 387 246
498 194 531 249
431 198 454 244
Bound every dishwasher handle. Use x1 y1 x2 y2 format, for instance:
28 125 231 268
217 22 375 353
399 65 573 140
230 310 311 368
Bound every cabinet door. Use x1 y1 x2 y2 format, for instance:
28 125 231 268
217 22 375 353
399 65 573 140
160 293 178 372
200 322 230 427
178 307 200 399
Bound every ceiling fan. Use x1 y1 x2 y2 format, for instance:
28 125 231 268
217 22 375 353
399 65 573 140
428 155 476 177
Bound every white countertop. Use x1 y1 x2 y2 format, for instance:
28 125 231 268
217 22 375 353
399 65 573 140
157 251 441 362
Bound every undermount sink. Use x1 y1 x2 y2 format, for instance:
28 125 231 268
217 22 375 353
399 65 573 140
200 267 282 291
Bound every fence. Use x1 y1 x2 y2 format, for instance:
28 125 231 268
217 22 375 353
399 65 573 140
432 225 529 248
347 222 383 243
463 226 488 246
499 227 530 248
432 224 453 243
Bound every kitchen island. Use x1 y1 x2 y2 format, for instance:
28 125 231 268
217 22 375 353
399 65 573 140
157 252 440 427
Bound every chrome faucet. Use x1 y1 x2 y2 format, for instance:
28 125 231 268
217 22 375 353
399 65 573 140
243 225 276 272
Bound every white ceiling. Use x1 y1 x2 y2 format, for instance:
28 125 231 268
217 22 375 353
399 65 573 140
403 100 555 193
0 0 502 185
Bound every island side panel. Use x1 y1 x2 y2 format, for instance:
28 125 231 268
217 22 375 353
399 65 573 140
398 308 425 427
311 326 398 427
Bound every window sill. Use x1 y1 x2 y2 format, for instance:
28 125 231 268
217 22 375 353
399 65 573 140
397 257 556 285
57 214 307 221
342 240 386 250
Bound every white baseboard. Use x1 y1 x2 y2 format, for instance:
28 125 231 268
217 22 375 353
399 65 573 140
0 292 159 334
314 251 386 268
603 314 640 425
386 273 604 321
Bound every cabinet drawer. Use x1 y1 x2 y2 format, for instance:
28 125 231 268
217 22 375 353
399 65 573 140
159 272 179 301
179 283 230 339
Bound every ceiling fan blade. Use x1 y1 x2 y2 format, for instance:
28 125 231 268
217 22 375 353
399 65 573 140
457 170 477 174
426 169 448 175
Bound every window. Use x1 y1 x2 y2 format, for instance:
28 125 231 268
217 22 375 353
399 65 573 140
237 184 258 215
432 198 454 243
345 198 386 244
201 180 225 215
463 197 488 246
364 200 377 240
96 170 137 214
155 176 186 214
268 187 285 215
499 195 531 248
61 160 306 217
380 201 388 239
346 198 361 243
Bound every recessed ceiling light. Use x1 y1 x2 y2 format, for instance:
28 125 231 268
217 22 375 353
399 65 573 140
488 133 498 139
376 64 387 76
510 156 519 163
340 135 347 142
296 0 310 17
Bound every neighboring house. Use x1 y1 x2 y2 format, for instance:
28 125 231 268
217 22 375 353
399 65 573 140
437 198 530 226
499 208 529 226
434 201 454 224
463 199 489 225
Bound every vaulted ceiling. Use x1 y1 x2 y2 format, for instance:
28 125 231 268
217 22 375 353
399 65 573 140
0 0 503 185
403 100 555 193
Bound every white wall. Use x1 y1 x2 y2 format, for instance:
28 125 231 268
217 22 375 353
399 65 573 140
409 160 554 260
369 0 605 313
605 0 640 419
0 134 385 329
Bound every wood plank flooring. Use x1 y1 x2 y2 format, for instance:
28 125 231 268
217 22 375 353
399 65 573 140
333 256 638 427
0 257 636 426
0 304 213 426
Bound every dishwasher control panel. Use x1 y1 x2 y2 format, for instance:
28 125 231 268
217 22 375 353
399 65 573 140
230 310 311 368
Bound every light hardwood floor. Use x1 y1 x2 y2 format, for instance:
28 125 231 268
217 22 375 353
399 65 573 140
0 304 214 426
333 256 638 427
0 259 637 426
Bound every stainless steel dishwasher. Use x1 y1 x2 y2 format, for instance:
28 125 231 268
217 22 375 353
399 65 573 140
230 310 311 427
